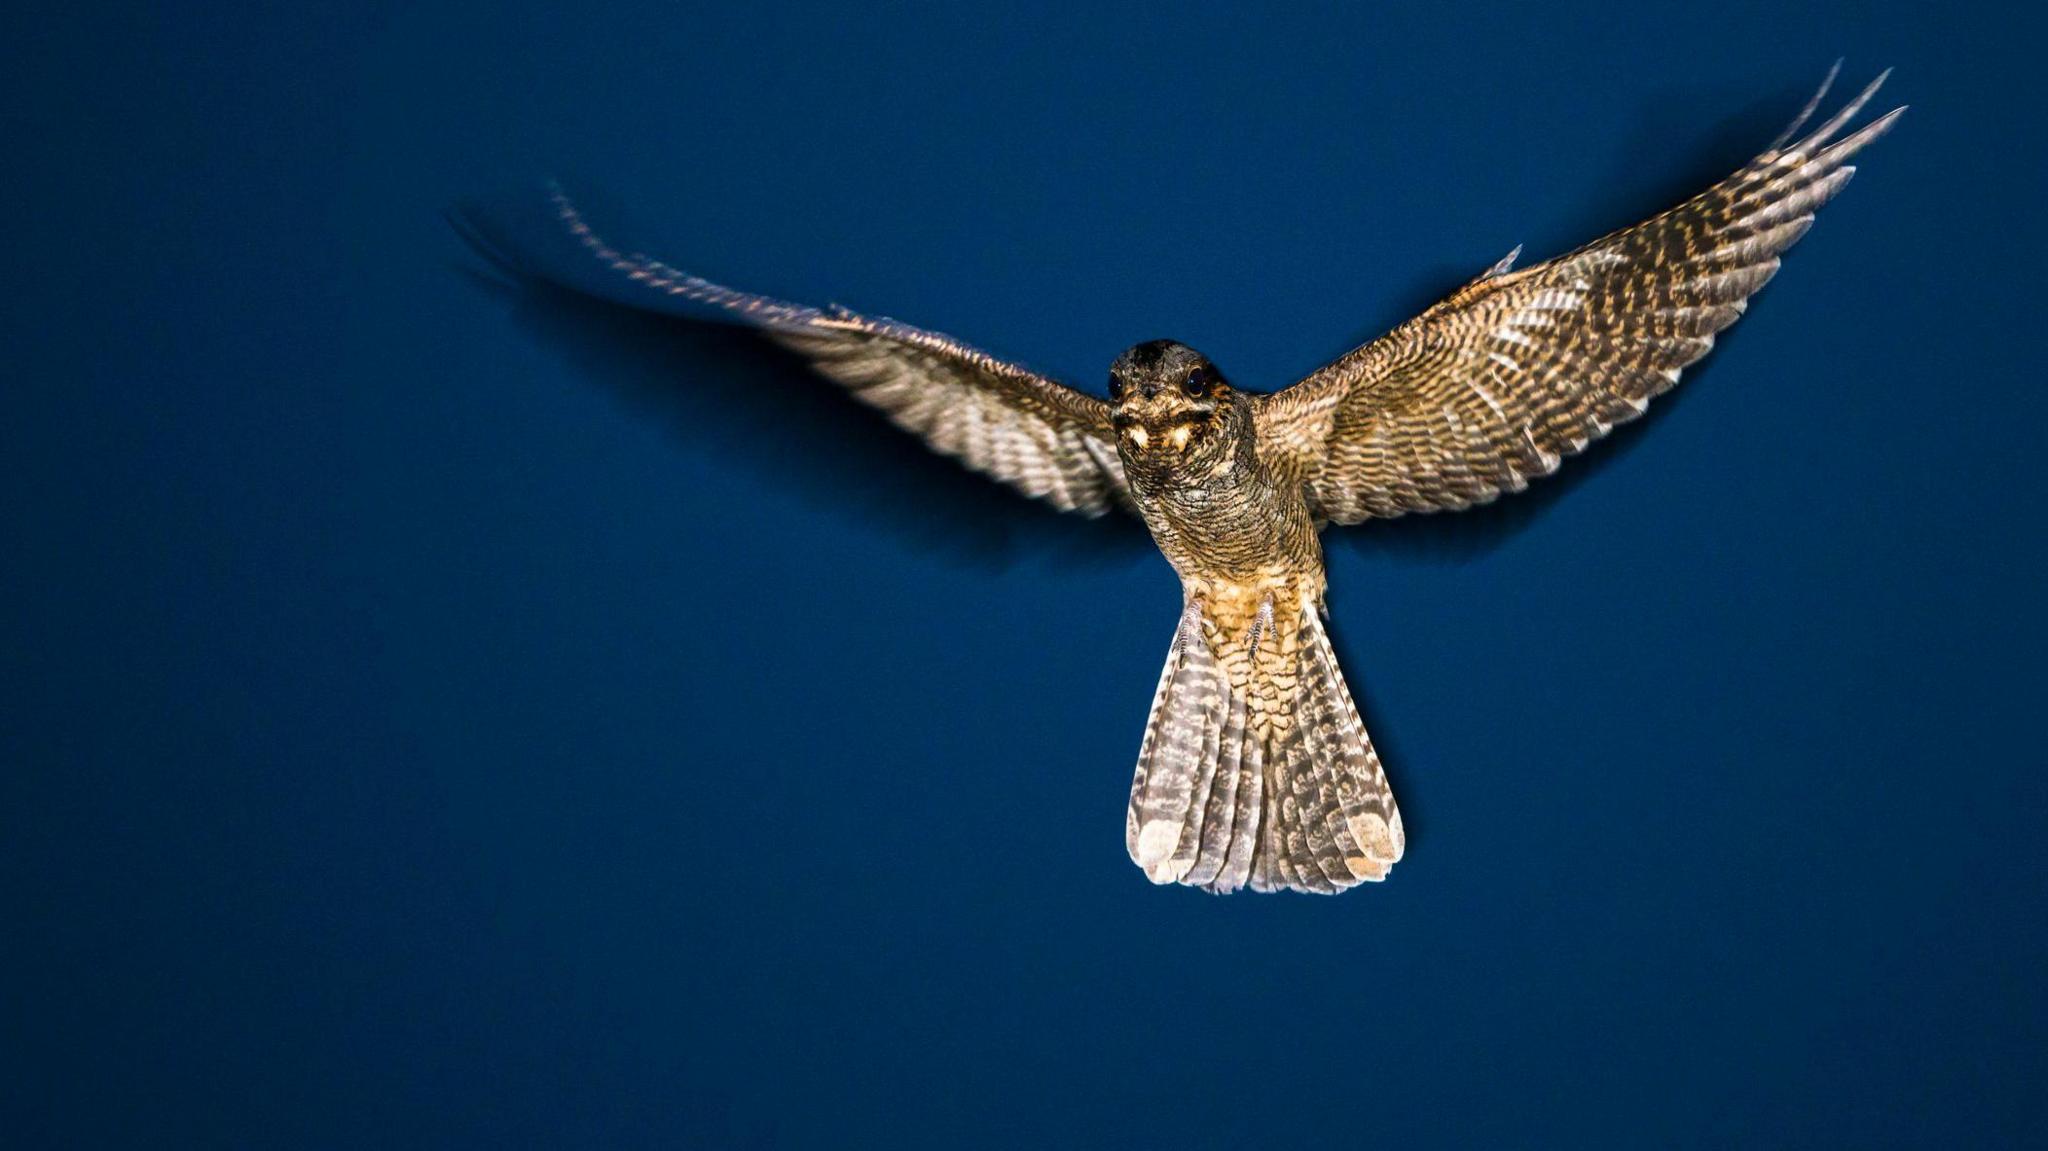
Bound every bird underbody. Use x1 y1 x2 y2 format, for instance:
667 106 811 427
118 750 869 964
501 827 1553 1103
1109 339 1403 890
463 64 1901 894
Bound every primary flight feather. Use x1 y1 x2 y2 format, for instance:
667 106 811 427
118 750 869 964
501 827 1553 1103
461 66 1901 893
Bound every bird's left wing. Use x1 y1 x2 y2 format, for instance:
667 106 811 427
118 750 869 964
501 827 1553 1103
1257 66 1902 524
458 188 1132 516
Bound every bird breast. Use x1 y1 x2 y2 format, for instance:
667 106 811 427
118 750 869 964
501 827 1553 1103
1133 454 1324 591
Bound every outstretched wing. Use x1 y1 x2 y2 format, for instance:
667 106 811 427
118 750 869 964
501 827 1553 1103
456 187 1132 517
1258 65 1903 524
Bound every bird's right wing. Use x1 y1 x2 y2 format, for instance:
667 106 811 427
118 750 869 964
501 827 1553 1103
455 188 1133 517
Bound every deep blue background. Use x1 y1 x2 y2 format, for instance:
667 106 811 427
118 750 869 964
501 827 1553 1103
6 2 2044 1146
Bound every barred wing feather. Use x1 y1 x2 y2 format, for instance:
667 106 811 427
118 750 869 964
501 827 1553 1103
1259 66 1903 524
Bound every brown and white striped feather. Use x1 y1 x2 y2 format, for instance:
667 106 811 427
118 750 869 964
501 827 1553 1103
546 189 1134 517
1130 600 1404 894
1257 65 1904 524
1127 601 1231 883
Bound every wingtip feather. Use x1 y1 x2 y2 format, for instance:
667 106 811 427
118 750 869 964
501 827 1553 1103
1769 58 1844 151
1789 66 1894 156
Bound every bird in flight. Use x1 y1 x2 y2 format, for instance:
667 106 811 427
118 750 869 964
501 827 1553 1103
460 66 1901 894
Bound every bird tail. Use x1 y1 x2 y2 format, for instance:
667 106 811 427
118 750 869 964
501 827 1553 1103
1126 599 1404 894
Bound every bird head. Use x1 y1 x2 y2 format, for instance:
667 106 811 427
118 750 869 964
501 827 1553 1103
1107 340 1245 476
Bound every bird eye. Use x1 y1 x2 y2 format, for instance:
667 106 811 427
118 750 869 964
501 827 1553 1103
1182 368 1207 396
1107 375 1124 400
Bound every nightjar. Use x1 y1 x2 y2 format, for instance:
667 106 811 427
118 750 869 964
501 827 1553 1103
458 66 1900 894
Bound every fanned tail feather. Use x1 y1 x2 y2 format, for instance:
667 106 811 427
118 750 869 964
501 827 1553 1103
1126 601 1403 894
1126 603 1230 884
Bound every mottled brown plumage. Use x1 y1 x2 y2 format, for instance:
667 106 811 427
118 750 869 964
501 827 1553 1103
1259 65 1902 525
468 67 1900 894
